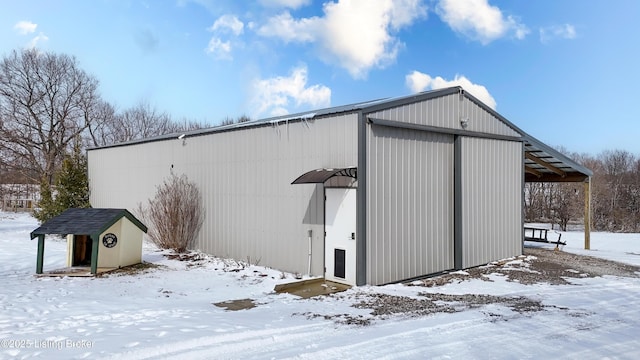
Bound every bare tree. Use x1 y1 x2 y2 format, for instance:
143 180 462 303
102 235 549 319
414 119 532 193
175 117 212 132
524 182 543 221
550 183 581 231
89 101 176 146
219 114 251 126
600 150 633 230
0 49 100 184
137 173 204 252
88 102 214 147
85 100 118 148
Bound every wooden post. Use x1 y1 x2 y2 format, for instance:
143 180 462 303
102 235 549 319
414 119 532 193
584 179 591 250
36 235 45 274
90 234 100 274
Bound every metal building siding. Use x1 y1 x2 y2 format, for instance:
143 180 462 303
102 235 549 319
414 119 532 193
89 114 358 276
87 141 176 210
367 93 519 137
366 125 454 285
459 137 523 268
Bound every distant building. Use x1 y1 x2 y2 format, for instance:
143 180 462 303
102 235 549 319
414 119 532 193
1 183 39 212
87 87 592 286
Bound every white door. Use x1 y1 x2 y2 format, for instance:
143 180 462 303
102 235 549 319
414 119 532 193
325 188 357 286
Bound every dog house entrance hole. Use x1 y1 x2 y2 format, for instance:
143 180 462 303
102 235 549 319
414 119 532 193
73 235 92 266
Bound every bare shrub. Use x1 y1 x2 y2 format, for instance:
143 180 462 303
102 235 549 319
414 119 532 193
138 173 204 252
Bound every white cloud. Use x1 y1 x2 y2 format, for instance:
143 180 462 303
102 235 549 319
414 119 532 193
209 14 244 35
257 11 319 43
206 15 244 59
540 24 577 44
14 21 37 35
251 65 331 117
436 0 528 44
406 71 496 109
205 37 232 59
258 0 311 9
388 0 427 29
27 33 49 49
257 0 427 79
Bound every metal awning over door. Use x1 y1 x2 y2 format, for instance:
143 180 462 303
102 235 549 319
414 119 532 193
291 167 357 184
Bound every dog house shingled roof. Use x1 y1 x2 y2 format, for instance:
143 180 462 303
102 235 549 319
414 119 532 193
30 208 147 239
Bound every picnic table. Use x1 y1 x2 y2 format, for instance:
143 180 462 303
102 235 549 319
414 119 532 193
524 227 566 246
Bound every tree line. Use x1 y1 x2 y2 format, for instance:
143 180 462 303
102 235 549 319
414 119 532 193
525 149 640 232
0 49 247 220
0 48 237 186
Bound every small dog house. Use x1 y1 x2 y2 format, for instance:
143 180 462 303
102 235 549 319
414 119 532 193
30 208 147 276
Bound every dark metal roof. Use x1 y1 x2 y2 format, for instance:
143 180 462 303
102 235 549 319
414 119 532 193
85 88 482 151
88 86 592 182
292 167 357 184
30 208 147 239
87 97 391 151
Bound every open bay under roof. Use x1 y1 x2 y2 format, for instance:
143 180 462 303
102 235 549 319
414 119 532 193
523 134 592 183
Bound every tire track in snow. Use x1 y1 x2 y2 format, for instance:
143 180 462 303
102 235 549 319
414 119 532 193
98 277 640 359
100 323 330 360
274 315 493 360
104 314 491 360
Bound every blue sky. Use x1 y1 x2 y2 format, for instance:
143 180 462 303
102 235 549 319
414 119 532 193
1 0 638 155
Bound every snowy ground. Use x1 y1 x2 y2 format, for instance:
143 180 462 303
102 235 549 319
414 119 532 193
1 212 639 360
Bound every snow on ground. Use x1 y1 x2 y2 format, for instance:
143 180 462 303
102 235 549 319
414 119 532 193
526 222 640 267
1 212 639 359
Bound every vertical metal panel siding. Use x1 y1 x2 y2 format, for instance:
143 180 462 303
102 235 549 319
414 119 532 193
460 138 522 268
88 114 358 276
368 93 519 137
366 125 454 285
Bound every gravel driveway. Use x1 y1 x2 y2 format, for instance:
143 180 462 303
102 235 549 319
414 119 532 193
300 247 640 326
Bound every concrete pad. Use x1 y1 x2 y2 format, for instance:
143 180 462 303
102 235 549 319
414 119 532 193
36 267 117 277
213 298 257 311
274 278 351 299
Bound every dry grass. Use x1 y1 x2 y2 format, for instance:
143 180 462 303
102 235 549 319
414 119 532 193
103 261 165 277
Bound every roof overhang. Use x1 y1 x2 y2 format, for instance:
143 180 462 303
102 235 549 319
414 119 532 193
522 134 593 183
291 167 357 184
30 208 148 239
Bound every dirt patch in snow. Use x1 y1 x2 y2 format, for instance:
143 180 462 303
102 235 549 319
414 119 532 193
298 292 554 326
103 261 166 277
525 247 640 279
213 298 257 311
414 247 640 287
297 248 639 326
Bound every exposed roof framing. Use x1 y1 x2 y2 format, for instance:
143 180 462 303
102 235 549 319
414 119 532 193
525 166 543 178
525 151 566 177
522 134 592 183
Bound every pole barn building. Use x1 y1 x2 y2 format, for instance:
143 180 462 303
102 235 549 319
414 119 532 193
87 87 592 286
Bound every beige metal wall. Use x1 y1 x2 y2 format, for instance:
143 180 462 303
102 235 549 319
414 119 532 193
366 125 454 285
119 219 144 267
89 114 358 276
459 137 523 268
368 92 520 137
97 221 121 268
